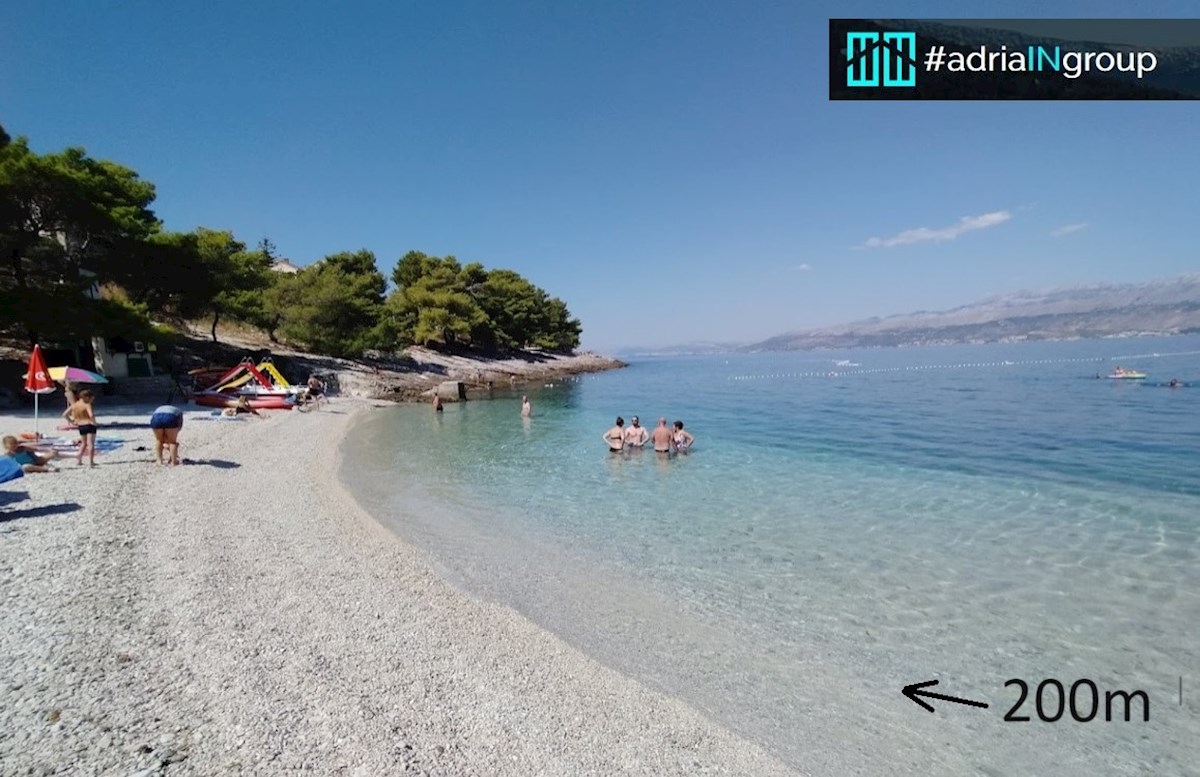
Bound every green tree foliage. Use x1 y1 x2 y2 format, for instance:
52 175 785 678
121 230 202 311
1 132 160 342
386 252 487 348
0 136 158 281
269 249 387 358
195 229 273 341
1 124 584 358
246 238 285 342
385 251 581 350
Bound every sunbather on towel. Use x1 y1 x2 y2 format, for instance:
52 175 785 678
3 435 59 473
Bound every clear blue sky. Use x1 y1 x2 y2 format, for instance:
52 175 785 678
2 1 1196 351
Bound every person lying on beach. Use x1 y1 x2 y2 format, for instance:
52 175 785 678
223 396 262 417
603 417 625 452
149 405 184 466
69 389 99 467
3 435 58 473
651 418 675 454
672 420 695 452
623 416 649 447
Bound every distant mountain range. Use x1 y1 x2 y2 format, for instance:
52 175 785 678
615 341 747 357
747 274 1200 352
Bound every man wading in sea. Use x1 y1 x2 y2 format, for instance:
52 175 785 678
651 418 675 454
624 416 649 448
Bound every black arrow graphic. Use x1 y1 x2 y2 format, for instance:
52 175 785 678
902 680 989 713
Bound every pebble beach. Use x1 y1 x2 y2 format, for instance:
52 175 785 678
0 400 799 776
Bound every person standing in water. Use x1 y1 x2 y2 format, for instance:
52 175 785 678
651 418 675 454
521 395 532 417
433 394 444 412
603 417 625 452
70 389 99 467
672 420 695 453
624 416 649 448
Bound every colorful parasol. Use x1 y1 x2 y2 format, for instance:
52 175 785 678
47 366 108 384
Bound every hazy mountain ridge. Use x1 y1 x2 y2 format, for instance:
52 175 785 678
750 275 1200 351
616 341 747 357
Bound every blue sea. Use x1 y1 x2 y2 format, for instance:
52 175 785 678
341 336 1200 777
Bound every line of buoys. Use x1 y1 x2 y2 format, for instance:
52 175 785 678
729 350 1190 382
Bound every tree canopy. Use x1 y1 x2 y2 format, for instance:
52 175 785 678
267 249 388 358
1 124 583 358
385 251 580 350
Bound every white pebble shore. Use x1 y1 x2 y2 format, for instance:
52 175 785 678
0 401 801 776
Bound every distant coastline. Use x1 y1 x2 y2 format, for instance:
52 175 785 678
744 328 1200 353
745 273 1200 352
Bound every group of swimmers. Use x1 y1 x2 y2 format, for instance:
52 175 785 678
603 415 694 454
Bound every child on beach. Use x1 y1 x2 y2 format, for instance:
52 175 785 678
69 389 98 466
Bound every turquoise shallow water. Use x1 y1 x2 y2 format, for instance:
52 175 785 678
341 336 1200 777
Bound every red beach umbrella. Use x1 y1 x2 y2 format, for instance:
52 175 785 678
24 345 56 438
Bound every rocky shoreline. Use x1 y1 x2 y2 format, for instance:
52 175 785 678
342 348 626 402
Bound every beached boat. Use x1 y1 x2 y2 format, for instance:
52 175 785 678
191 358 304 410
193 391 295 410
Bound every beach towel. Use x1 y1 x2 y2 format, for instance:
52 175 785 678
188 412 246 421
0 456 24 485
41 437 127 456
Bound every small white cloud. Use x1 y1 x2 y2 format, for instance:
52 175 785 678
796 263 812 271
1051 222 1086 237
861 210 1012 249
